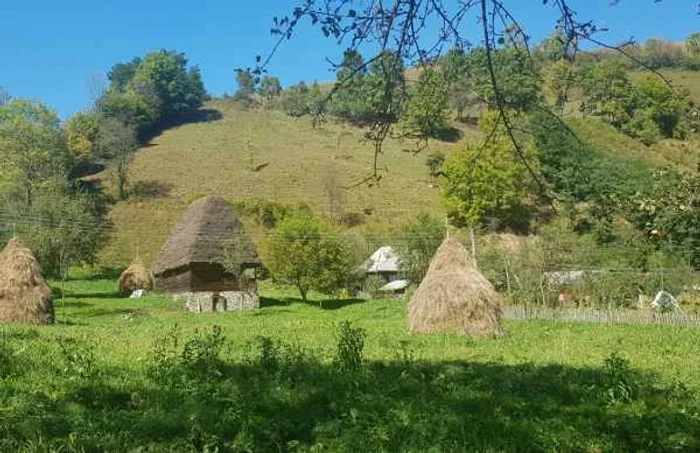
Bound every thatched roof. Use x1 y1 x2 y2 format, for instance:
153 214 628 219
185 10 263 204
361 246 400 274
152 196 261 276
0 237 54 325
118 260 152 295
408 238 503 338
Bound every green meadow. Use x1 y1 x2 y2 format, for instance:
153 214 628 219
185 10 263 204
1 270 699 452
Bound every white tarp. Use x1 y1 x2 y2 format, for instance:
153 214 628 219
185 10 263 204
379 279 411 292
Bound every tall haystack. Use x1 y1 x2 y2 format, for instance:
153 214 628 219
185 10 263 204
0 237 54 325
408 238 503 338
118 260 152 295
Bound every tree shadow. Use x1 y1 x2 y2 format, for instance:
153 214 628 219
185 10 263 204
435 126 463 143
259 296 290 308
141 108 223 141
69 162 107 179
287 297 367 310
57 301 93 309
71 268 122 282
130 180 172 200
64 291 124 300
80 307 149 318
2 351 698 451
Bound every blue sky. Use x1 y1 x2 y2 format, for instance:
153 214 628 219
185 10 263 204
1 0 697 119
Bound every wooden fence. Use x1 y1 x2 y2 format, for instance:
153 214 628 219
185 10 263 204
502 305 700 327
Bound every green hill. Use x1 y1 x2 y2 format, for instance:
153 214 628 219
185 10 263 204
97 68 700 268
98 101 469 266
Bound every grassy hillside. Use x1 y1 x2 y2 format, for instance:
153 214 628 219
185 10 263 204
98 67 700 268
98 101 471 267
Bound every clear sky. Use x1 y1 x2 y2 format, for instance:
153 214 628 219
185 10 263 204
1 0 697 119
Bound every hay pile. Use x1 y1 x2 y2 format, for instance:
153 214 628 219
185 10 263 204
408 238 503 338
0 237 54 325
118 261 152 295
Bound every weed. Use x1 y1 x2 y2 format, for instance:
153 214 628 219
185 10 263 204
603 352 637 404
182 325 226 373
58 336 97 381
0 335 14 378
334 321 365 372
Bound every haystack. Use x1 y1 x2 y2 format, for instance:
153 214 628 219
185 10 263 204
118 261 152 295
0 237 54 325
408 238 503 338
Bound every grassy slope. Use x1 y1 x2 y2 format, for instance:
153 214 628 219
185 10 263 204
99 101 468 267
99 69 700 268
2 274 699 450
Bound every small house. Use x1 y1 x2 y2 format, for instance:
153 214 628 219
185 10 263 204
151 196 262 312
361 246 401 283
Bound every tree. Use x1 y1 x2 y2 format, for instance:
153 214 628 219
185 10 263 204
545 59 575 113
395 214 445 282
687 33 700 58
96 88 159 132
266 1 691 180
4 187 104 278
330 50 373 124
235 69 256 99
97 118 138 200
131 50 206 121
260 75 282 99
281 81 311 117
0 87 9 106
465 47 542 113
578 60 633 126
401 68 450 139
629 75 687 139
441 48 479 120
65 111 100 163
264 214 352 301
537 28 574 62
426 150 445 179
101 50 206 132
108 57 142 93
641 38 682 69
630 167 700 267
440 113 535 230
0 99 70 206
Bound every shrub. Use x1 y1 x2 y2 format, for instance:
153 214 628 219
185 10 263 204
441 113 537 230
264 213 353 301
603 353 637 405
426 151 446 179
395 213 445 283
334 321 365 372
4 187 105 278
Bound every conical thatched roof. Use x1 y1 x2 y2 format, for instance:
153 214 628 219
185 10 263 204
0 237 54 325
151 196 261 276
362 246 400 274
118 260 152 295
408 238 503 338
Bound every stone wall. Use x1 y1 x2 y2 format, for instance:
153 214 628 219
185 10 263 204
176 289 260 312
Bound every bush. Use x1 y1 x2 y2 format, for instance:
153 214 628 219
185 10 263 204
3 187 105 278
603 353 637 405
264 213 354 301
426 151 445 179
232 199 311 229
395 214 445 283
334 321 365 373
